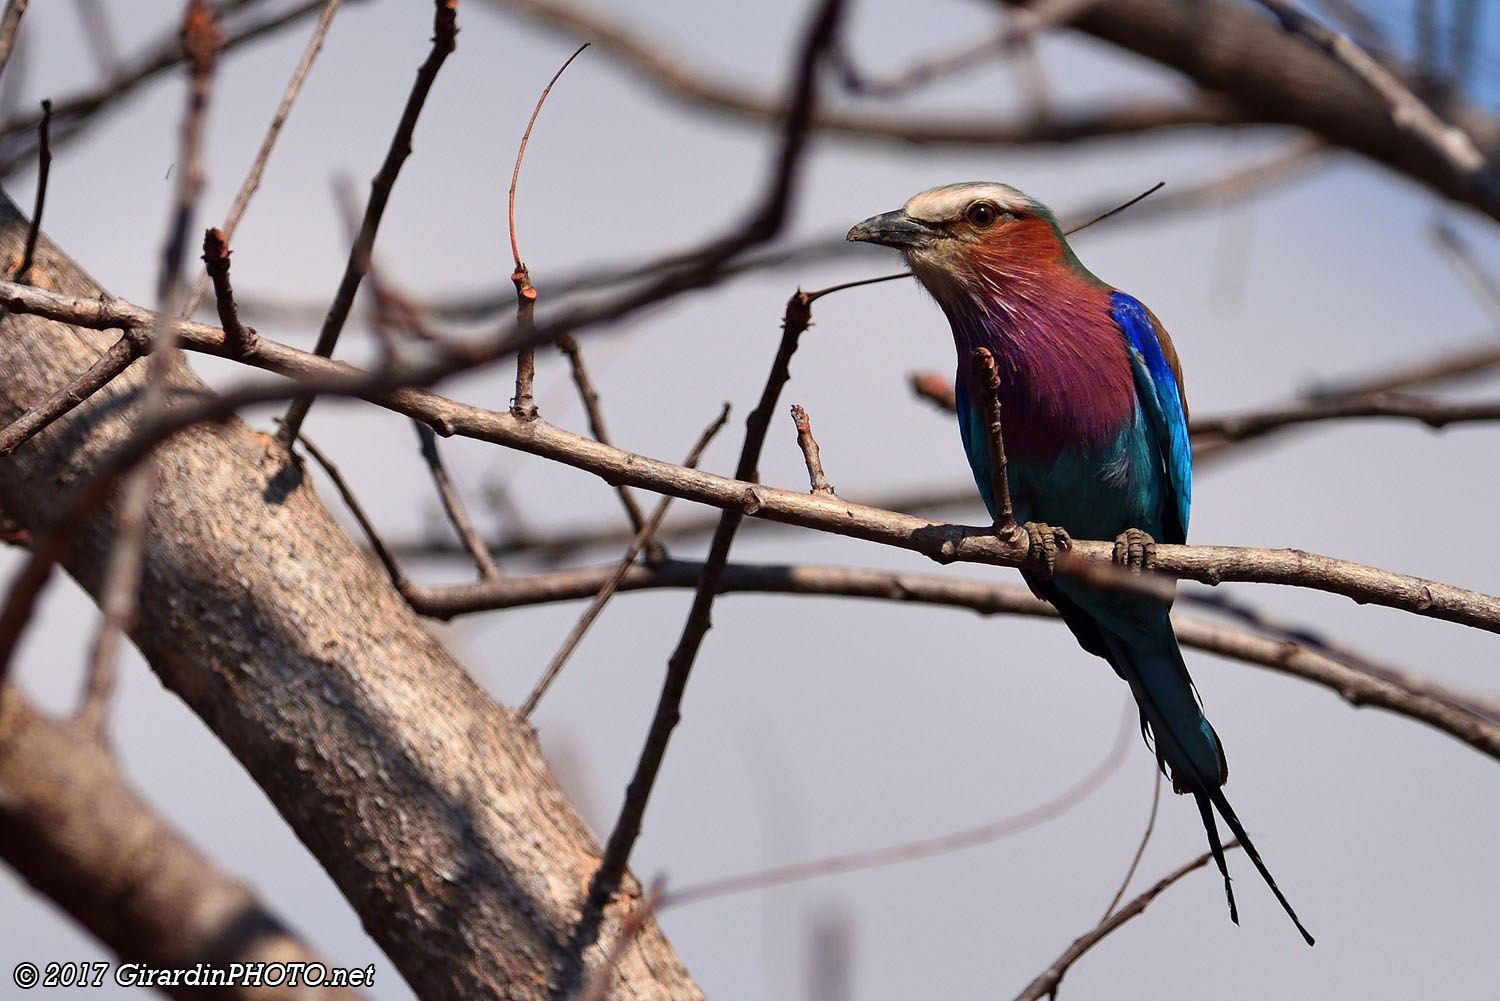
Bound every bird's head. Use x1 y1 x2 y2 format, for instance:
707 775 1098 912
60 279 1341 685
847 182 1091 309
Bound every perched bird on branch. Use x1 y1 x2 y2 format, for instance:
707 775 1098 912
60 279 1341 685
849 182 1313 945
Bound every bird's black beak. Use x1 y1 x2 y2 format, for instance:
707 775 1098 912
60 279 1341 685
847 210 940 250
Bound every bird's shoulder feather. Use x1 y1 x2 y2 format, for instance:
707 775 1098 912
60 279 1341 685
1109 291 1191 542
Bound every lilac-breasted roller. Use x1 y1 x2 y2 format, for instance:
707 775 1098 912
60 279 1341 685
849 182 1312 944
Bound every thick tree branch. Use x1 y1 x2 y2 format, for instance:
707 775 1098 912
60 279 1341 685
994 0 1500 221
0 688 369 1001
0 199 701 1001
479 0 1238 147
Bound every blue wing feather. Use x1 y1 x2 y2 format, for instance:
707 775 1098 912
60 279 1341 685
1110 291 1191 544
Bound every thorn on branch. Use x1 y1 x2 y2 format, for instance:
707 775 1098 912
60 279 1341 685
789 403 834 495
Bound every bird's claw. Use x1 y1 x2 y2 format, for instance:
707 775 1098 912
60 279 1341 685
1021 521 1071 577
1113 528 1157 572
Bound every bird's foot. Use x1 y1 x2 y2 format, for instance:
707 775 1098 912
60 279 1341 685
1021 522 1071 577
1113 527 1157 572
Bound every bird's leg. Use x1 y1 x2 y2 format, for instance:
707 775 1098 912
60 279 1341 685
1113 527 1157 571
1020 522 1071 577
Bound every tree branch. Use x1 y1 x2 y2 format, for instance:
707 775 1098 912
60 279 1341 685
0 688 370 1001
399 559 1500 766
0 275 1496 635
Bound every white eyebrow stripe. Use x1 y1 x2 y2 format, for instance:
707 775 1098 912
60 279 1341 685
902 183 1030 223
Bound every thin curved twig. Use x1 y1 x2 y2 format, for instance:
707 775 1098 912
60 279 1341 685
660 699 1135 911
1013 844 1242 1001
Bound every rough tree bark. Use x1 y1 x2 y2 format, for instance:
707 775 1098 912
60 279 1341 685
0 188 702 1000
0 691 368 1001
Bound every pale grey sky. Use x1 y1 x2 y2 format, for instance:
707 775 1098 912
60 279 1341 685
4 2 1499 999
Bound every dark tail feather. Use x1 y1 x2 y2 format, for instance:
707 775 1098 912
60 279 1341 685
1193 789 1239 926
1207 785 1316 946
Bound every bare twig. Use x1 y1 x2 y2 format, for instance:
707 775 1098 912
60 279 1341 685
556 331 654 546
789 403 834 495
1064 138 1326 234
1101 769 1161 921
520 403 730 718
183 0 343 317
79 0 219 738
13 97 47 285
510 265 538 420
386 480 982 564
415 423 504 581
571 3 844 973
200 227 256 356
660 701 1133 909
507 42 588 422
1184 587 1500 723
580 283 829 963
275 0 457 450
1062 180 1163 236
71 0 120 80
915 368 1500 460
507 41 588 270
970 347 1017 535
1306 339 1500 399
229 142 1321 331
1190 392 1500 448
1428 217 1500 325
0 334 142 455
909 372 957 413
297 432 408 591
1013 844 1242 1001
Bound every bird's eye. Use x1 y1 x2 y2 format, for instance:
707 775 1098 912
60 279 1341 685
967 202 999 227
